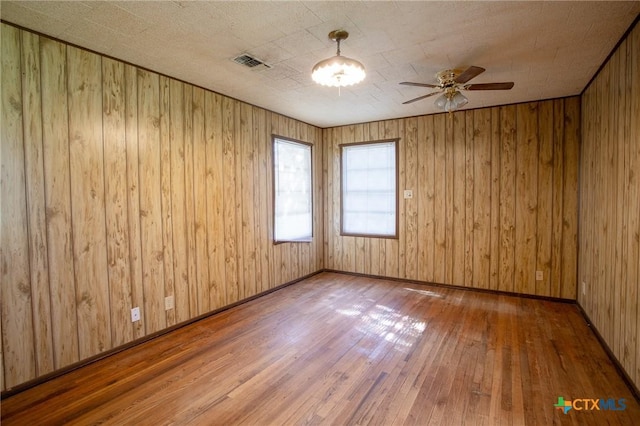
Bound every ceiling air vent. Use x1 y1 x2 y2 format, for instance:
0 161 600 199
232 54 271 70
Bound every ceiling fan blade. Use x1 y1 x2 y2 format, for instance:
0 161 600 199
455 66 485 84
400 82 439 88
402 91 441 104
465 82 514 90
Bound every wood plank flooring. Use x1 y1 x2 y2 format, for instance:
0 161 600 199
1 272 638 425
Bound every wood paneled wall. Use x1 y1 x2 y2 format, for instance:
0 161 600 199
323 99 580 298
579 20 640 389
0 23 323 391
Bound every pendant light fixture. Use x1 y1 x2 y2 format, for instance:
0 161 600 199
312 30 366 92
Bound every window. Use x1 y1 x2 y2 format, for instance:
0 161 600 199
341 140 398 237
273 136 313 242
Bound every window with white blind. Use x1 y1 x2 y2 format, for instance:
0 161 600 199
341 140 398 237
273 137 313 243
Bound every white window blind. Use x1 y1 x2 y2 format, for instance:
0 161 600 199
341 141 397 237
273 138 313 242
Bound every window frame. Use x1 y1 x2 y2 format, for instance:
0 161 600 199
339 139 399 239
272 135 314 244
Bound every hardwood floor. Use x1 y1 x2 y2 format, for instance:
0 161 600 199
2 272 638 425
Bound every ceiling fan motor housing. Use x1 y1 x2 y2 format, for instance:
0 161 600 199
436 69 461 87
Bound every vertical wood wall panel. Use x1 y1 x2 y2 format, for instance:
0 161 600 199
442 114 456 282
489 108 501 290
164 77 181 325
233 103 246 299
473 109 492 289
451 114 465 286
253 107 267 293
462 112 473 287
0 24 324 391
39 38 80 369
628 26 639 387
324 99 579 300
328 127 342 273
265 112 278 288
192 86 210 319
205 92 226 309
397 120 407 279
579 20 640 390
432 115 447 283
561 97 579 302
21 30 55 377
67 46 112 359
221 97 238 305
159 76 176 327
182 86 198 320
102 57 134 348
514 103 539 295
550 100 565 298
499 106 517 293
137 69 166 334
240 104 256 299
1 24 36 388
536 101 553 296
613 48 626 361
405 118 418 280
416 116 432 283
124 64 145 341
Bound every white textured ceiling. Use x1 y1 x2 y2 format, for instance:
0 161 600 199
2 1 639 127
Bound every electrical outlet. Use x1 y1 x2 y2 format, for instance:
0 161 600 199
404 190 413 199
582 281 586 295
535 270 543 281
165 295 174 310
131 307 140 322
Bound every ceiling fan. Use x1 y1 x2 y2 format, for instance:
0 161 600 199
400 66 514 112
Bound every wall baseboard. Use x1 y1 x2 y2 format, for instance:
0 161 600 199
576 303 640 403
0 270 322 399
322 269 576 304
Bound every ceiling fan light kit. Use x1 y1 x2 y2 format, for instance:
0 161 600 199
435 90 468 113
401 66 514 113
312 30 366 89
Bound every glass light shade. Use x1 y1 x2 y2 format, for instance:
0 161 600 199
435 91 468 112
312 56 366 87
452 91 468 107
434 94 448 109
